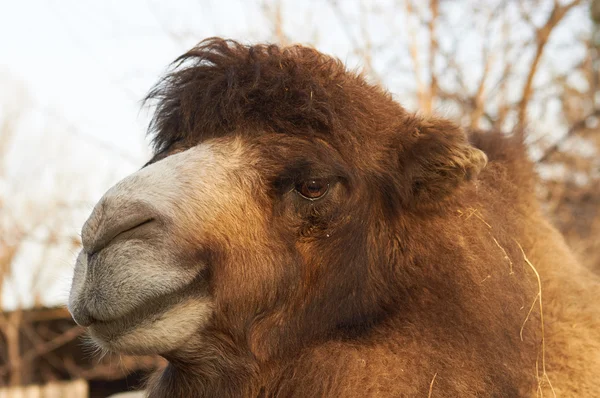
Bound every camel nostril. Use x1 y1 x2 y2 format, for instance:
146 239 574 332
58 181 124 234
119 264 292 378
85 216 156 255
82 198 159 254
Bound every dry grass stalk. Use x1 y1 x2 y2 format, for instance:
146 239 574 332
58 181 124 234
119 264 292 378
491 235 514 274
459 208 554 395
458 208 492 229
514 240 556 398
428 372 437 398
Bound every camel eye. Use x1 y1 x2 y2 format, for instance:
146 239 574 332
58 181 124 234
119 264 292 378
296 179 330 200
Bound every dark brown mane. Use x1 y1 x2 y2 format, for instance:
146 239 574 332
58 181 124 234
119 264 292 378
145 38 403 154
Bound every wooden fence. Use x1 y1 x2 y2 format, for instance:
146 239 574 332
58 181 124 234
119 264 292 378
0 380 87 398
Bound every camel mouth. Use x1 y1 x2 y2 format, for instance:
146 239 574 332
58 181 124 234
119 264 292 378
90 270 209 333
87 284 213 355
89 290 182 335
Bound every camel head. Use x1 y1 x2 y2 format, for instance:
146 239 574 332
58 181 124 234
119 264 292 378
67 39 487 360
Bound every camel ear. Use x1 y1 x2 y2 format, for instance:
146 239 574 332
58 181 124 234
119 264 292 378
399 116 488 206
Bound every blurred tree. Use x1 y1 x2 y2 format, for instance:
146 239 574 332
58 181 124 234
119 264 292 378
537 0 600 272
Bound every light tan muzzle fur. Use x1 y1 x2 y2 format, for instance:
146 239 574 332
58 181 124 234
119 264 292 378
68 138 253 354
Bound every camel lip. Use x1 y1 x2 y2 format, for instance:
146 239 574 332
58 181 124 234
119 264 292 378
84 298 152 333
86 277 210 342
87 297 177 342
88 307 151 337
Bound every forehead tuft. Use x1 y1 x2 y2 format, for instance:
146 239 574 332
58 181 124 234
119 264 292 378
144 38 401 154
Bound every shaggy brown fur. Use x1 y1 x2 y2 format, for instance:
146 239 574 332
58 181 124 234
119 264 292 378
139 38 600 397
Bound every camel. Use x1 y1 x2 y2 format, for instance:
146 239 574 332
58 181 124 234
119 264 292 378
68 38 600 397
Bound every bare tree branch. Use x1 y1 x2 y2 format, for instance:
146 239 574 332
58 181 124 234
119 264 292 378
517 0 583 128
327 0 383 84
426 0 439 114
404 0 426 109
538 108 600 162
262 0 289 46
